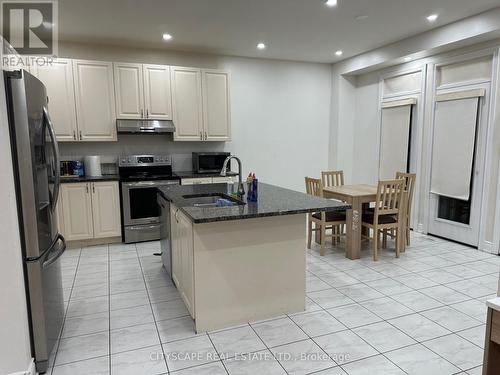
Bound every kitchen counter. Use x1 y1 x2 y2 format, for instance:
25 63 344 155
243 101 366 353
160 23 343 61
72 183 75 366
60 174 120 183
173 170 239 178
158 182 349 223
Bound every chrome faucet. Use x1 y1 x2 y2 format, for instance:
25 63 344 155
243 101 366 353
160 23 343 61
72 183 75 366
221 155 245 198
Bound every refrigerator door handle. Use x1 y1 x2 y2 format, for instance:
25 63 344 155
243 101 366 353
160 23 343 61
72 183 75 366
43 107 61 213
42 234 66 269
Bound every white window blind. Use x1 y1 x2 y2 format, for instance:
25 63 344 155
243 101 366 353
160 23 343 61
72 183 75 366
430 93 482 201
378 102 413 180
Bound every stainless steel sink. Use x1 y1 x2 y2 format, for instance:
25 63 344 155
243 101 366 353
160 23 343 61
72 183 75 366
182 193 245 207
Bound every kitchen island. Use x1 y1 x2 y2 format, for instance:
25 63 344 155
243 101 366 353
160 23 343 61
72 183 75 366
157 182 349 332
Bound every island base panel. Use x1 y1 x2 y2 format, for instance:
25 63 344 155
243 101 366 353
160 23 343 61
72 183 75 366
193 214 306 332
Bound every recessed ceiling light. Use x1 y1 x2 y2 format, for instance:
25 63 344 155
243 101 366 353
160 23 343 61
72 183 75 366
404 56 412 62
162 33 173 41
355 15 368 21
325 0 338 7
335 50 343 56
426 14 438 22
257 42 266 50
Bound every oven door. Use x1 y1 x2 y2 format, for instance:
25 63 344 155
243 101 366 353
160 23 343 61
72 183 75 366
122 180 178 226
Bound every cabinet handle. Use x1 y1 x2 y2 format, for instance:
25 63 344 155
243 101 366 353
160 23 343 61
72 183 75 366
141 109 144 118
200 131 203 140
73 130 76 140
146 109 149 118
175 209 179 223
204 131 207 140
92 184 95 193
79 131 82 140
86 183 89 194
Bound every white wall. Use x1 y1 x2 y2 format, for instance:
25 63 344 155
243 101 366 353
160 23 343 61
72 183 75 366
58 42 332 192
0 72 33 374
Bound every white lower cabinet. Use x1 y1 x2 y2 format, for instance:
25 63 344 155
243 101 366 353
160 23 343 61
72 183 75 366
59 181 121 241
60 183 94 241
91 181 122 238
170 204 195 317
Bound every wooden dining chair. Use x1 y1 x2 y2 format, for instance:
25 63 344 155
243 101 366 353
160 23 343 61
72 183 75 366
382 172 416 249
321 170 344 188
321 170 345 241
396 172 416 246
361 179 404 261
305 177 346 256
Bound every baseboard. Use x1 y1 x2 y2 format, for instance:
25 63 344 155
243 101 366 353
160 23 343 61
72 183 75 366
480 240 499 254
7 358 36 375
66 236 122 249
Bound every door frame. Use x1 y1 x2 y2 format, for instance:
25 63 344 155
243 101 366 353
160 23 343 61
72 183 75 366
421 48 497 249
377 65 427 230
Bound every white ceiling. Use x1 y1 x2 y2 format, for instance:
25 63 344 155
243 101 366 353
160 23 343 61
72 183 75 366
58 0 500 63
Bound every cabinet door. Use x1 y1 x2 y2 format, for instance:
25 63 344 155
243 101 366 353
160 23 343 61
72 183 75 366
91 181 121 238
114 62 144 119
73 60 117 141
60 183 93 241
143 64 172 120
170 205 182 288
171 67 203 141
31 58 78 141
202 70 231 141
179 211 194 317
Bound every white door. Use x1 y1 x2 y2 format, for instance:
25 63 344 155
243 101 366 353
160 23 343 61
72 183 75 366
73 60 117 141
60 183 94 241
427 88 489 246
31 58 78 141
114 62 144 119
143 64 172 119
202 70 231 141
171 67 203 141
91 181 121 238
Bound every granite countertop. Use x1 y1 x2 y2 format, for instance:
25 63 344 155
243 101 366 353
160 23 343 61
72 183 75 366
174 171 239 178
158 182 350 224
486 296 500 312
60 174 120 183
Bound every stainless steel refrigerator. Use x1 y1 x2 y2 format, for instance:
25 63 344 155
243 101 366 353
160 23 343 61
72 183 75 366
5 70 66 373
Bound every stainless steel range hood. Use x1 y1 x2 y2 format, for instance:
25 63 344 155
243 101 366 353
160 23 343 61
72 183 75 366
116 119 175 134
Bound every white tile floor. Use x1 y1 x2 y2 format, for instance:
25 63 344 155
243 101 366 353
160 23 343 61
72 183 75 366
47 233 499 375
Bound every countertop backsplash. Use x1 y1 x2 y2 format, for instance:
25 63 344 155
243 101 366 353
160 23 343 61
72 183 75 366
59 134 230 173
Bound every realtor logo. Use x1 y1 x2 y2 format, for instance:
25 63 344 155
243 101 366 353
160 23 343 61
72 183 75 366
1 0 58 55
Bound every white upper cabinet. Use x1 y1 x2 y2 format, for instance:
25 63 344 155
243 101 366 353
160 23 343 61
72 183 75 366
31 58 78 142
171 67 204 141
202 69 231 141
73 60 117 141
113 62 144 119
114 63 172 120
143 64 172 119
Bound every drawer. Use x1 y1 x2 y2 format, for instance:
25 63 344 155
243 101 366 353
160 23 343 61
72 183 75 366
491 310 500 345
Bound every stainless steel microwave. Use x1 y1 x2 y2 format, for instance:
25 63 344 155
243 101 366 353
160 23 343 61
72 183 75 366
192 152 231 174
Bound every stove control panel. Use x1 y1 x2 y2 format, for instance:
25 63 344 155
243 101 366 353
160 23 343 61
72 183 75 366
119 154 172 167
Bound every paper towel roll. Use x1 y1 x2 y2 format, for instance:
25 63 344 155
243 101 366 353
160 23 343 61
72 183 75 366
84 156 102 177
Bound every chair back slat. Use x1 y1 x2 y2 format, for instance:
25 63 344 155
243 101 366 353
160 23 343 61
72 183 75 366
375 179 404 217
321 170 344 188
305 177 323 198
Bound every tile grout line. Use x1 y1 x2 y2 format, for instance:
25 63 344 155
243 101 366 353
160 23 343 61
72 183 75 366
135 243 171 374
246 322 291 375
49 246 83 373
